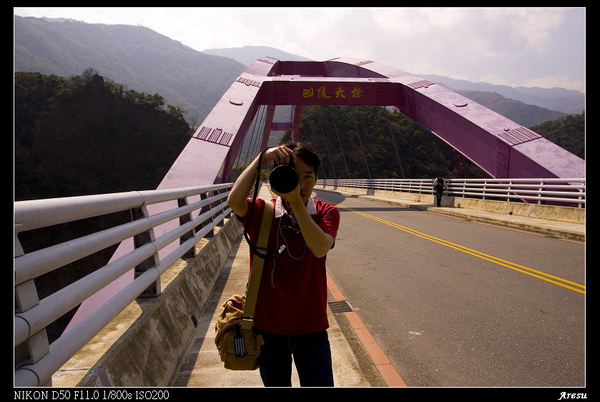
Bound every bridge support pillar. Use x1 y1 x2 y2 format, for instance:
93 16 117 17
132 206 161 298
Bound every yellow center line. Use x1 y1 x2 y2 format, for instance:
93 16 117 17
335 202 585 294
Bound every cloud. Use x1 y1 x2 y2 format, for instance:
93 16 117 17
470 8 564 57
14 7 584 91
369 8 566 61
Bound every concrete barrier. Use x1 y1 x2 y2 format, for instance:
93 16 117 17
52 216 243 387
322 185 584 224
446 196 584 224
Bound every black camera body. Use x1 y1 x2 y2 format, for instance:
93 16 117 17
269 159 299 194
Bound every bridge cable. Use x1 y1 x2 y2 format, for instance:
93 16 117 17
249 105 267 162
331 113 351 179
353 121 372 180
317 110 337 180
242 104 268 167
386 119 406 179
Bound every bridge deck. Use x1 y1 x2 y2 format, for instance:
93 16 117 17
50 186 583 387
170 185 584 387
169 186 378 387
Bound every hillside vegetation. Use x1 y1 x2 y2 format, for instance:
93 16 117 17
15 70 191 201
15 16 246 122
15 70 195 342
426 74 584 115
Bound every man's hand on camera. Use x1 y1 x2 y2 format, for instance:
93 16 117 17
271 183 303 209
264 145 296 167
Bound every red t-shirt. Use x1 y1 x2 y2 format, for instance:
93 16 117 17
239 197 340 335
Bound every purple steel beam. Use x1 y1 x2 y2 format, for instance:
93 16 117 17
254 58 583 179
291 105 302 142
169 56 582 184
68 56 584 331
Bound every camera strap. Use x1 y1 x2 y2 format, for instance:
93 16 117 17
241 199 272 328
243 148 282 261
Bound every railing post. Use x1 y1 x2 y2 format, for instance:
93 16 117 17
214 188 228 227
199 192 215 238
14 234 51 370
366 179 374 195
15 279 51 370
132 205 161 298
178 197 196 259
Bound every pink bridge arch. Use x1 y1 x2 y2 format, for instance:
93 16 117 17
159 56 583 189
67 57 584 331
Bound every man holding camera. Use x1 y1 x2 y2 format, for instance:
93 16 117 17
227 143 340 387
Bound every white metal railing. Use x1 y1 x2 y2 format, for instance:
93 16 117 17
14 183 234 386
317 178 585 208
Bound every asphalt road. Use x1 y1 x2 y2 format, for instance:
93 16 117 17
315 189 585 387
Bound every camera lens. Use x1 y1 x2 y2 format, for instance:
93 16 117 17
269 164 299 194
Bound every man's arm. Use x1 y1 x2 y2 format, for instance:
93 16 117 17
227 146 296 218
287 194 335 258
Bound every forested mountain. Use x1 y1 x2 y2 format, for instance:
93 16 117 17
15 70 195 342
203 45 311 66
16 16 584 127
14 16 246 122
15 70 191 201
424 74 584 115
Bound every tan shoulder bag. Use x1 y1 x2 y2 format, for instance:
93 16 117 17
214 200 273 370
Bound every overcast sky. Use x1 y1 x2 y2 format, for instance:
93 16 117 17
14 7 585 92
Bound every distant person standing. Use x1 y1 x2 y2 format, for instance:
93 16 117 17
433 176 445 207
